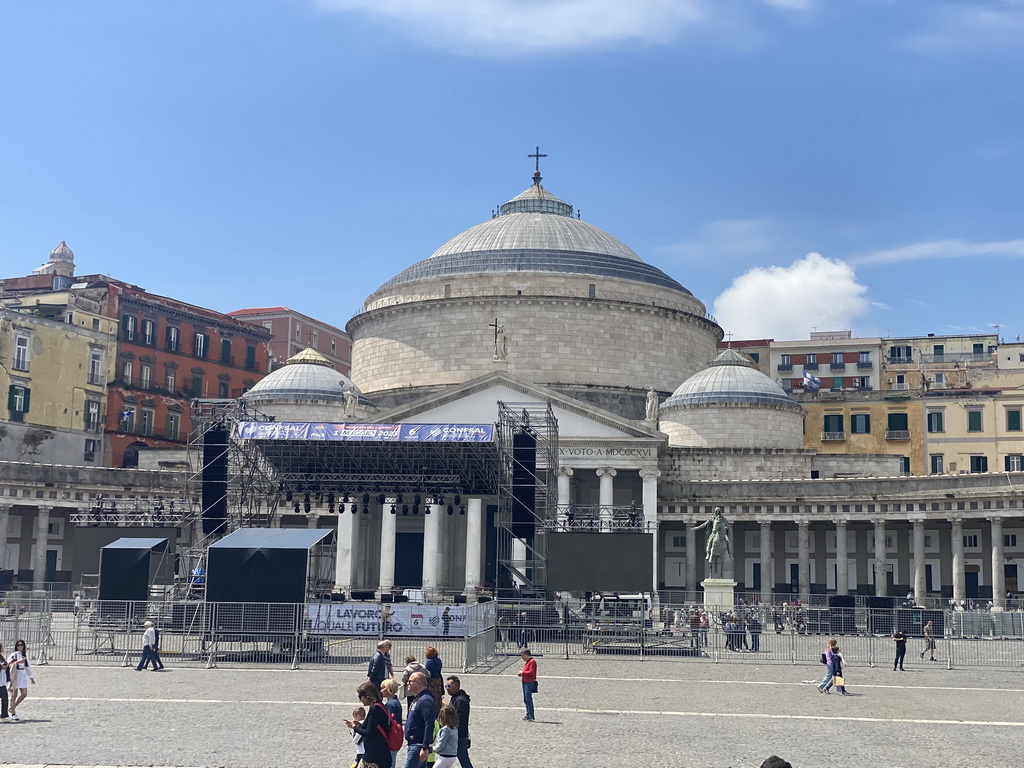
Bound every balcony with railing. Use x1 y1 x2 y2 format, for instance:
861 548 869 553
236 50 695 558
112 375 191 399
920 352 993 364
821 431 847 441
857 360 873 369
777 363 793 372
830 362 847 371
885 429 911 440
803 362 819 371
887 355 914 365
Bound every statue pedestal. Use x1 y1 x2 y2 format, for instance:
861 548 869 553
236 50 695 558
702 578 738 611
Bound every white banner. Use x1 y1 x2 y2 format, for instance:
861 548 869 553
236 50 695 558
307 603 467 637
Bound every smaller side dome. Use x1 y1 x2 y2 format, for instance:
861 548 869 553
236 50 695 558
243 347 360 404
660 348 804 449
50 240 75 263
661 348 800 410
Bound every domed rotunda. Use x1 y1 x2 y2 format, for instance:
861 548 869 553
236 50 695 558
659 348 805 449
242 348 367 422
347 171 722 418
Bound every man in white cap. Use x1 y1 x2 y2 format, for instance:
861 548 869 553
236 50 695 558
136 621 158 671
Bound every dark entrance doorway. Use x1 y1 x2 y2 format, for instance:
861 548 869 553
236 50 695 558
394 532 423 589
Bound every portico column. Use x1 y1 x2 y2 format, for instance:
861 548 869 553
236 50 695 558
835 519 849 596
596 467 616 532
422 504 442 599
464 498 483 598
873 518 887 597
557 467 574 527
951 517 965 604
335 506 357 593
685 516 698 592
33 505 51 590
757 517 772 604
990 517 1005 609
379 501 397 596
797 518 811 599
640 469 660 597
0 503 10 570
912 517 926 602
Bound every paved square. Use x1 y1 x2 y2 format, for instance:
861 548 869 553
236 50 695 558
2 657 1023 767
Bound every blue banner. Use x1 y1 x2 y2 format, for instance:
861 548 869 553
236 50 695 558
236 422 494 443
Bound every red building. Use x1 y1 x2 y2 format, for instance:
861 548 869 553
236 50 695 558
228 306 351 375
106 282 273 466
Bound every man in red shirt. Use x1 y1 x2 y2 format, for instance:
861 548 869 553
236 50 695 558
516 649 537 721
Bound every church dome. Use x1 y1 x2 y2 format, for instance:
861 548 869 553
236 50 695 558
662 348 802 411
243 348 360 405
376 177 689 294
659 348 804 449
50 240 75 263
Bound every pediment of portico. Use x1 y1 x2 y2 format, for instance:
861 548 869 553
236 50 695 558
372 371 665 456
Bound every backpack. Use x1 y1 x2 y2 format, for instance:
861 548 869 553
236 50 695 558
376 703 404 752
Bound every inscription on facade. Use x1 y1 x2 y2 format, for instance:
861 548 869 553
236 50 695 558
559 446 654 457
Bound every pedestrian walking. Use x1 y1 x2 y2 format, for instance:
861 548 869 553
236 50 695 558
73 592 81 618
430 705 460 768
816 638 838 693
748 615 762 652
136 621 159 671
6 639 36 720
0 642 10 722
424 646 443 705
401 655 426 707
403 672 437 768
347 681 392 768
368 640 394 687
151 623 165 670
893 628 907 671
829 646 849 695
381 679 403 768
445 676 474 768
517 648 537 721
922 620 937 661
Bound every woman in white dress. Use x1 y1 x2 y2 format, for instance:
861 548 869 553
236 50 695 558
7 639 36 721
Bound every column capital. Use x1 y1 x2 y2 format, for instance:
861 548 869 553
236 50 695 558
986 515 1004 524
0 501 12 512
909 515 927 524
596 467 617 478
36 504 54 513
557 466 574 477
832 517 849 527
795 516 811 527
871 516 887 526
755 517 773 527
639 468 661 479
948 516 964 525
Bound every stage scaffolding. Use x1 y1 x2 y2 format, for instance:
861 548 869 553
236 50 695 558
183 399 282 591
496 401 558 598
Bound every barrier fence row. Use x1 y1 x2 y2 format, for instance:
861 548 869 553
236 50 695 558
2 596 1023 671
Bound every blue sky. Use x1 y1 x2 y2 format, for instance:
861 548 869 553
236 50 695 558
3 0 1023 343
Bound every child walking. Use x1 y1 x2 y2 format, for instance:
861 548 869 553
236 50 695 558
349 706 366 767
431 704 460 768
831 646 850 696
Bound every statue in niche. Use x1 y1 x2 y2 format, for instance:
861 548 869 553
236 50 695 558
645 388 659 421
343 388 358 419
493 324 508 361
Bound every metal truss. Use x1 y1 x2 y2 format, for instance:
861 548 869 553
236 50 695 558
551 504 654 532
495 401 558 598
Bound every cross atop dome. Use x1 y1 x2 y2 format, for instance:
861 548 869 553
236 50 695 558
528 145 547 186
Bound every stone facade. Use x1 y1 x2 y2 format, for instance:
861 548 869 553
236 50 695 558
660 405 804 450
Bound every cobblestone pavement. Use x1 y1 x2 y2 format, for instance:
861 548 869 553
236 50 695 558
3 656 1023 767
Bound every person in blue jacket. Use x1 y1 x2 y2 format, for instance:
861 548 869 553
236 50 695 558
403 671 436 767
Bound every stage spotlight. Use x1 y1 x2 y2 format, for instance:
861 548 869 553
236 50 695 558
390 503 398 515
294 502 301 514
402 504 409 515
397 493 404 504
362 503 370 514
328 502 335 514
362 492 370 506
351 503 359 514
454 493 462 505
459 504 466 515
327 492 335 506
377 493 386 505
304 496 312 514
414 494 421 507
446 504 454 516
285 490 293 502
413 503 420 515
436 494 445 506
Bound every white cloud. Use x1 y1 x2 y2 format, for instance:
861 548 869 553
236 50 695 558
904 4 1024 50
855 238 1024 265
712 252 868 339
314 0 812 54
